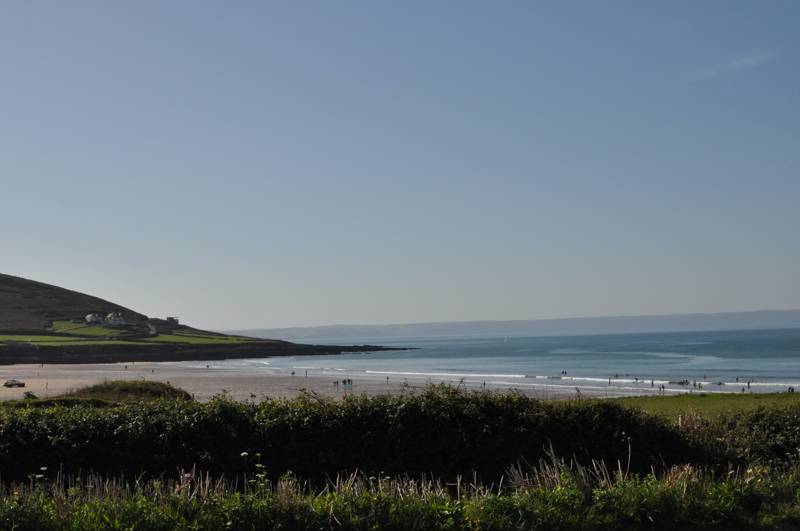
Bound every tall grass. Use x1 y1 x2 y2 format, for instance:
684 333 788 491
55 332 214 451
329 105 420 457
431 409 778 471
1 460 799 530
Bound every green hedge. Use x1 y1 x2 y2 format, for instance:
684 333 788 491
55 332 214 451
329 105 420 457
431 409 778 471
684 405 800 467
0 387 710 482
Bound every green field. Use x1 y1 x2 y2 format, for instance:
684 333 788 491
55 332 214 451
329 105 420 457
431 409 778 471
0 324 258 348
613 391 800 418
141 329 256 345
50 320 130 337
0 336 141 346
0 335 87 343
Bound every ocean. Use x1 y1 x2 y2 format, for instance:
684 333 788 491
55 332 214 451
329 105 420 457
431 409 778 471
177 328 800 397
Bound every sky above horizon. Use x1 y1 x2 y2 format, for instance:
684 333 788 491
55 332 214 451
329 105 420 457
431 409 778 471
2 1 799 330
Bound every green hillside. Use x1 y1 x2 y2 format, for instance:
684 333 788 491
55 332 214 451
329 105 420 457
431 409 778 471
0 273 146 331
0 273 259 348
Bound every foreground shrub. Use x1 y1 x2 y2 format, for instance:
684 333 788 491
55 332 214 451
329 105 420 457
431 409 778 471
0 387 710 482
680 404 800 467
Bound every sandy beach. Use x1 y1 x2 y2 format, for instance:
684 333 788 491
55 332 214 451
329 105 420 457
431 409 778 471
0 360 578 402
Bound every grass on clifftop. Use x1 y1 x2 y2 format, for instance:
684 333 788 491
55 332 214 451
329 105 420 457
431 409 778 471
140 329 257 344
0 326 260 347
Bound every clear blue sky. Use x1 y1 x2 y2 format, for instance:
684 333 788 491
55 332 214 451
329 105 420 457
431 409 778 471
2 1 798 330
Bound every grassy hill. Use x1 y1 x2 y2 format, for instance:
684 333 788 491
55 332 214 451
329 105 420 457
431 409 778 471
0 273 262 351
0 273 146 331
0 273 392 364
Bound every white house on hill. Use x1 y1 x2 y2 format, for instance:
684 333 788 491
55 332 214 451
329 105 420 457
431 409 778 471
84 312 126 326
105 312 126 326
85 313 103 324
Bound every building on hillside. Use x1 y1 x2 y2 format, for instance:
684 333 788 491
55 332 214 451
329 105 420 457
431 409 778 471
166 316 179 324
105 312 126 326
85 313 103 324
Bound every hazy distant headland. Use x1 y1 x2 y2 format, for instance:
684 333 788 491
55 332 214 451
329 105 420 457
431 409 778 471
232 310 800 341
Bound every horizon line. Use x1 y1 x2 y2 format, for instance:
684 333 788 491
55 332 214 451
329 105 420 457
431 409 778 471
229 308 800 332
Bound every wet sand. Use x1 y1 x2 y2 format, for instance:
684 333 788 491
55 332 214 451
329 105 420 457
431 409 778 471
0 362 568 402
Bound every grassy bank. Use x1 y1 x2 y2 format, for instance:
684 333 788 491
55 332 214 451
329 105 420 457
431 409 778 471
615 392 800 418
1 380 192 408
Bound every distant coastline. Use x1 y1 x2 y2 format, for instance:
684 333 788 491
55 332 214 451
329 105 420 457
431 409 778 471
230 309 800 341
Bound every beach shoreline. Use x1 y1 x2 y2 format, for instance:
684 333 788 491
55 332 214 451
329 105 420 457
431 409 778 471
0 361 591 402
0 360 754 402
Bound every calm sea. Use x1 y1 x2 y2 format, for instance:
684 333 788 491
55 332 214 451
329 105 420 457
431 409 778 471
178 328 800 397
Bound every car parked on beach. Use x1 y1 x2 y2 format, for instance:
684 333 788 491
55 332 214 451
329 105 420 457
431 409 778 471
3 379 25 388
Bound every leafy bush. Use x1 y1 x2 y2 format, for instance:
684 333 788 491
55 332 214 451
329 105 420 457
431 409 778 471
0 387 711 482
682 405 800 466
